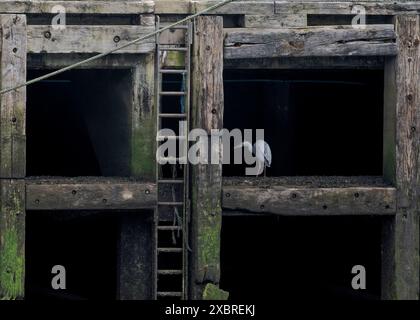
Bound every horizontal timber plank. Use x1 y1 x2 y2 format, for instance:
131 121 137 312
26 178 156 210
27 25 155 54
155 0 275 15
0 1 154 14
275 1 420 15
222 177 396 216
224 25 397 59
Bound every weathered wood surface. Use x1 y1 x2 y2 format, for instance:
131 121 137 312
243 14 307 28
0 14 26 178
0 1 154 14
190 16 224 299
381 14 420 301
0 15 26 300
222 177 396 216
156 0 275 15
26 179 157 210
225 25 397 59
275 1 420 15
27 25 155 54
0 180 25 299
131 54 155 180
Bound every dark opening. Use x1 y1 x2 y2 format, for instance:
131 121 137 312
25 210 153 300
223 69 384 176
220 215 382 300
27 69 132 177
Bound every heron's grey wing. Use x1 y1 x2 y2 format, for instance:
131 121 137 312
263 141 272 167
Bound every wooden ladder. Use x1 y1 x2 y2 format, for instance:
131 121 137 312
154 16 192 300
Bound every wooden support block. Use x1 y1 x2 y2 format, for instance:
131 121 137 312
243 14 307 28
27 25 155 54
131 54 156 180
0 14 26 300
381 14 420 300
0 1 154 15
26 179 157 210
0 180 25 299
0 14 26 178
190 16 224 299
222 177 396 216
224 25 397 59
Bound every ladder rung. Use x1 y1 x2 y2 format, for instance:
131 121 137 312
158 225 182 231
158 113 187 118
157 291 182 297
158 201 184 206
156 156 187 163
158 269 183 275
159 47 188 51
158 179 184 184
157 135 186 140
160 91 186 96
158 247 183 253
160 69 187 74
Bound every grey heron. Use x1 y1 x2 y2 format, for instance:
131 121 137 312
235 140 272 176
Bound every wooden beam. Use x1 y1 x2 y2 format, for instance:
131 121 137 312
381 14 420 300
275 1 420 15
190 16 224 299
155 0 275 15
26 179 157 210
27 25 155 54
243 14 307 28
222 177 396 216
0 1 154 14
0 14 26 300
225 25 397 59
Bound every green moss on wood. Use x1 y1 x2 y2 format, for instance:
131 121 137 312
0 228 24 300
203 283 229 300
131 118 155 179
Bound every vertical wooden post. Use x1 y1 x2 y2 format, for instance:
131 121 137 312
382 14 420 300
190 16 225 299
0 14 26 300
117 12 156 297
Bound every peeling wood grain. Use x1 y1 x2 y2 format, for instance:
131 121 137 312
27 25 155 54
225 25 397 59
222 179 396 216
26 180 157 210
0 1 154 14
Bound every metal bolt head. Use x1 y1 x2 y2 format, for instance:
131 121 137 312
113 36 121 43
145 189 150 195
44 31 51 39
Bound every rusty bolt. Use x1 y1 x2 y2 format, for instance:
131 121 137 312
225 193 230 198
12 47 17 53
211 108 217 114
44 31 51 39
72 190 77 195
113 36 121 43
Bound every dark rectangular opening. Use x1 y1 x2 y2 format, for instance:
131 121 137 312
27 69 132 177
220 215 382 300
223 69 384 176
25 210 153 300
